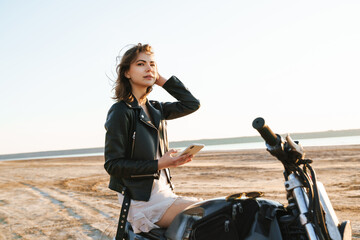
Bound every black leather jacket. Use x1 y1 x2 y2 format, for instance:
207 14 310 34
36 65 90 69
104 76 200 201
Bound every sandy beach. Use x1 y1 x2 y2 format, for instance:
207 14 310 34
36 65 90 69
0 145 359 239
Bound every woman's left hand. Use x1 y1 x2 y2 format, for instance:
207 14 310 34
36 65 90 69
158 149 193 169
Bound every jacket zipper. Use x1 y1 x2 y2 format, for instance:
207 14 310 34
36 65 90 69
131 131 136 159
140 118 158 130
130 112 163 178
130 173 159 178
130 130 158 178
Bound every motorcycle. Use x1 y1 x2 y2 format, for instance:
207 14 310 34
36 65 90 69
120 117 352 240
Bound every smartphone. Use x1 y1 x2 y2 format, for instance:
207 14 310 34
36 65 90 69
173 144 205 157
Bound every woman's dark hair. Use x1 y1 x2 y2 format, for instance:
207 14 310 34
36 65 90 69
113 43 154 102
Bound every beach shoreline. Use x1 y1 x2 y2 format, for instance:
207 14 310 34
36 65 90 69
0 145 359 239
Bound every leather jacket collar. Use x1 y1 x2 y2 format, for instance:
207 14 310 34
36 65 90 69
124 96 161 130
124 96 141 109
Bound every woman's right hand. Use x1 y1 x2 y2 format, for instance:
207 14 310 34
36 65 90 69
155 72 167 87
158 149 193 170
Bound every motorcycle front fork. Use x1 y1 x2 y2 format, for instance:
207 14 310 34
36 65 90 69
285 173 347 240
285 173 319 240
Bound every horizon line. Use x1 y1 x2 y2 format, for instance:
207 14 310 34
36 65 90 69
1 128 360 158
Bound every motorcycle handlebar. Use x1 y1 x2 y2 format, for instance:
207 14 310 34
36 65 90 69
252 117 278 147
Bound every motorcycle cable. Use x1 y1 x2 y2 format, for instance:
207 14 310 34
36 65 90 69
297 164 325 240
295 158 331 240
306 163 332 240
283 157 328 240
296 162 329 240
296 166 315 213
302 163 316 214
296 165 315 215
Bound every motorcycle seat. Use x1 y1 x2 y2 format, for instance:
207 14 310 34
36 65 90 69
139 228 167 240
133 208 200 240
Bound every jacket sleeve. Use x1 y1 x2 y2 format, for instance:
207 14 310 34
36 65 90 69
104 103 158 178
161 76 201 120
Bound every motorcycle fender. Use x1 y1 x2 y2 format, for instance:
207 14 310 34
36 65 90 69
317 181 342 240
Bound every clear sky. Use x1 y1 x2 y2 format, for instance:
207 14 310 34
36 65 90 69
1 0 359 154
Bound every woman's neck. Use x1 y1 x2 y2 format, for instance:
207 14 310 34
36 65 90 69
132 86 147 105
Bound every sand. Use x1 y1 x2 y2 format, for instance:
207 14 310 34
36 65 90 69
0 145 359 239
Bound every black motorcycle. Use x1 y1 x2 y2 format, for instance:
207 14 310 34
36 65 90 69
120 117 352 240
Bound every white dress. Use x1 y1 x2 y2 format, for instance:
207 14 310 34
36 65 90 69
117 169 180 233
117 111 198 233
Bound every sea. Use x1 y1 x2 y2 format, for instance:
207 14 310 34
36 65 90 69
1 135 359 161
204 135 360 151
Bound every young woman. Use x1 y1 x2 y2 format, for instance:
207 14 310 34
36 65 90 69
104 43 201 234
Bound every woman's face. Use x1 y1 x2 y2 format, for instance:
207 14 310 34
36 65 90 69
125 52 157 89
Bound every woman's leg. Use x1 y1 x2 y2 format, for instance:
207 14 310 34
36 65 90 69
155 198 198 228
